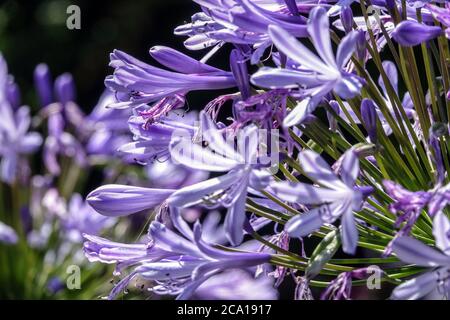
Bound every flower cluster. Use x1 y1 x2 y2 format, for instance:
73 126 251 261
3 0 450 300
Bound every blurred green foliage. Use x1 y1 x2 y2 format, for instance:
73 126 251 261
0 0 196 110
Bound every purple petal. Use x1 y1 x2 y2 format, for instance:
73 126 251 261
224 185 247 246
149 221 201 257
433 212 450 256
0 220 18 244
392 21 442 46
336 31 358 68
307 7 337 69
87 184 175 217
167 170 241 208
269 181 345 204
341 206 358 255
340 150 359 187
149 46 222 74
299 150 347 189
268 25 336 76
391 270 439 300
392 236 450 267
285 208 323 238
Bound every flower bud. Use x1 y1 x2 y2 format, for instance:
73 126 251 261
230 49 250 100
6 80 21 109
360 99 378 143
392 21 442 47
54 73 76 104
34 63 53 107
356 30 366 61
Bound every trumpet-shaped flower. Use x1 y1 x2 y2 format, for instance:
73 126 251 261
269 149 371 254
251 7 364 127
105 47 236 109
84 218 270 300
391 211 450 300
167 111 273 245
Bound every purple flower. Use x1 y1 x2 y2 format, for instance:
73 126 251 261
428 3 450 39
342 61 416 137
269 149 371 254
105 47 236 109
391 211 450 300
34 63 53 107
392 20 442 46
146 159 209 189
84 219 271 300
167 112 273 245
84 91 132 157
192 269 278 300
321 267 382 300
175 0 309 63
87 184 176 217
0 220 18 245
59 194 116 242
118 111 197 164
360 98 378 143
0 55 42 184
251 7 364 127
43 112 86 176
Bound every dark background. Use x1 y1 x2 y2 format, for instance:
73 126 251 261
0 0 206 110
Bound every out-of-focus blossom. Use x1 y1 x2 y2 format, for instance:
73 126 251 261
0 55 42 184
59 194 116 242
0 220 18 245
87 184 176 217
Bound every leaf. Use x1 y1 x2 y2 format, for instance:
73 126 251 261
305 229 341 280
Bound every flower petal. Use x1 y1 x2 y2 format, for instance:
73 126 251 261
391 270 439 300
299 150 347 190
433 211 450 256
87 185 175 217
392 236 450 267
285 208 324 238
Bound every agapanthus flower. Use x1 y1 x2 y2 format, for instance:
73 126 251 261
58 194 116 243
167 111 274 245
321 267 383 300
383 180 450 254
118 111 198 163
84 91 132 157
251 7 364 127
84 218 271 300
0 220 18 245
105 46 236 110
175 0 311 63
192 269 278 300
87 184 176 217
428 2 450 39
0 55 42 183
269 149 372 254
391 211 450 300
342 60 416 138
